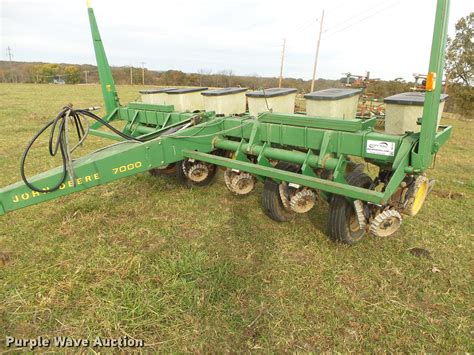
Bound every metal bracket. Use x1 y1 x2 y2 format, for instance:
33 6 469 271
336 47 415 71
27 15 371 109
318 131 332 168
301 149 330 201
256 142 275 183
161 112 172 128
332 155 347 183
129 111 140 135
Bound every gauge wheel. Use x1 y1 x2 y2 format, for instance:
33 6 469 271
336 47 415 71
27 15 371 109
261 161 300 222
328 171 373 245
176 160 217 187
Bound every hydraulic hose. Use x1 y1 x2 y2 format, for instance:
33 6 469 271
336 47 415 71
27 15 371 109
19 105 167 193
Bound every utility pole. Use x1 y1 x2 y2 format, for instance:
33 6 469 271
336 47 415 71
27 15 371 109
130 66 133 85
278 38 286 88
6 46 13 61
6 46 15 83
84 70 89 84
310 10 325 92
140 62 145 85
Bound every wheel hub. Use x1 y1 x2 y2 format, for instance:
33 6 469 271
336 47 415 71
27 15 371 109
290 189 316 213
186 163 209 183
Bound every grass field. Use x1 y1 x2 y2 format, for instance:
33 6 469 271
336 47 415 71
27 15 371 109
0 83 472 352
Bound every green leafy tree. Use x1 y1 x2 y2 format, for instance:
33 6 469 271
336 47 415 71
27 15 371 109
64 65 80 84
446 12 473 86
445 13 474 118
34 64 59 83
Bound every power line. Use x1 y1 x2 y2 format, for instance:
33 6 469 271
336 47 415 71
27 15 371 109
324 0 350 15
323 0 396 35
324 2 400 38
292 17 319 34
287 0 351 37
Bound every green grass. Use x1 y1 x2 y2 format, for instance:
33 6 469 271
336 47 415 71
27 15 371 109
0 83 472 352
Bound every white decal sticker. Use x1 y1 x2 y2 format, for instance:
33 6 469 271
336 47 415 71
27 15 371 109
366 140 396 156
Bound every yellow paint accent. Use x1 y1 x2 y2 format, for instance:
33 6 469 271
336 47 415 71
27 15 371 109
411 179 428 215
87 0 92 8
106 84 111 92
12 174 98 203
112 161 142 174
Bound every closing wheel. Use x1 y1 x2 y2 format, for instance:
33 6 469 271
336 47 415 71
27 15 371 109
328 171 373 245
261 162 300 222
369 209 402 237
176 159 217 187
224 169 256 195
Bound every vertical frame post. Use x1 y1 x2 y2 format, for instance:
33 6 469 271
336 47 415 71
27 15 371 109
417 0 450 170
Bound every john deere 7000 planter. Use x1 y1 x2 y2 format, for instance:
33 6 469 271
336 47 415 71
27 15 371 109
0 0 451 245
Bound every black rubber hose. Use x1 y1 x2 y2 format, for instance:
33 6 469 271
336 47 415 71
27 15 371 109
20 118 68 192
19 106 190 193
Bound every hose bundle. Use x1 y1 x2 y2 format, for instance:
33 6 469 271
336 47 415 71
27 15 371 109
20 105 143 193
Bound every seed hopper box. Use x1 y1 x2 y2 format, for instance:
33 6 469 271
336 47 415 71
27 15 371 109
165 87 208 112
384 92 448 134
246 88 297 116
202 87 247 115
304 88 362 119
139 88 177 105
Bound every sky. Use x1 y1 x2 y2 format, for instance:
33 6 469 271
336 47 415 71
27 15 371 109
0 0 472 81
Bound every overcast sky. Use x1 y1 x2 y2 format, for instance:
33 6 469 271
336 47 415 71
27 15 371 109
1 0 472 81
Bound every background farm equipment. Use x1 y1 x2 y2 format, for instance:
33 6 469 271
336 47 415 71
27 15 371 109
0 0 452 245
340 71 386 126
340 71 380 89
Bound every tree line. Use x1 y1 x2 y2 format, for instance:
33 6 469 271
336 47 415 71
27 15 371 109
0 61 338 91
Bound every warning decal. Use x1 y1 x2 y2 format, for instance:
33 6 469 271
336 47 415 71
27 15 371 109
366 140 396 156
